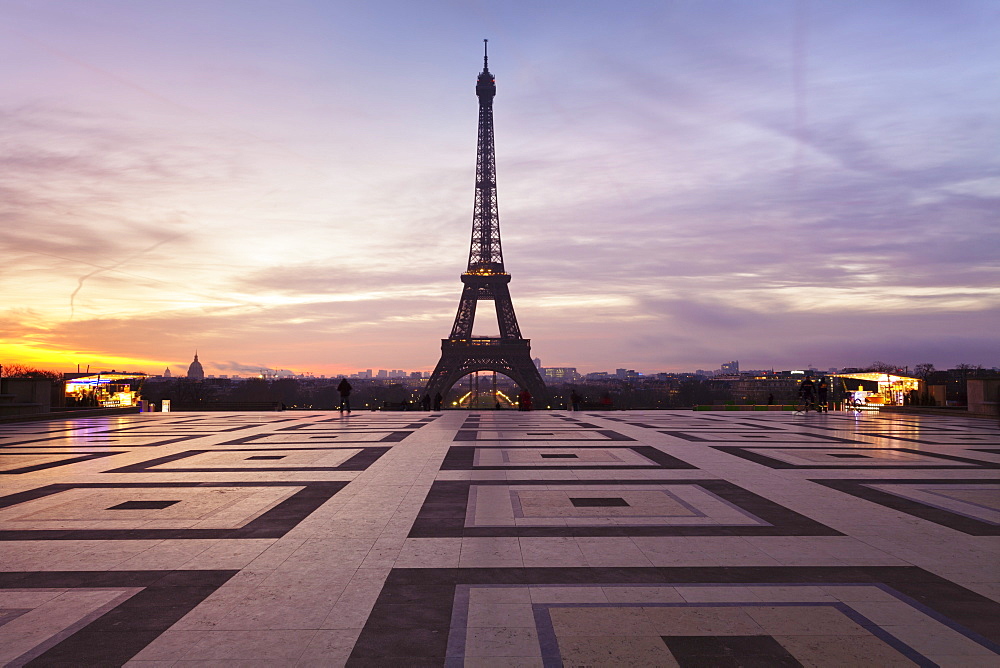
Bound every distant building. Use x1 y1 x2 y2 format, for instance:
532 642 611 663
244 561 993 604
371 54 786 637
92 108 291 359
542 367 579 382
163 367 172 378
721 360 739 374
186 353 205 380
533 358 542 369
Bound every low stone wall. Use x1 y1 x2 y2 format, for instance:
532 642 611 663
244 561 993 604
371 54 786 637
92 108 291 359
167 402 283 411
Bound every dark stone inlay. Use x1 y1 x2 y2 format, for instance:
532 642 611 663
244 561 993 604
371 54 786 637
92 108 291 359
440 445 696 470
95 422 264 434
570 497 629 507
630 421 779 430
0 451 123 474
454 429 635 442
0 481 348 540
220 431 412 445
665 431 867 444
278 422 427 431
813 478 1000 535
713 446 1000 469
829 453 871 458
108 500 180 510
349 566 1000 664
0 570 237 666
540 454 578 459
857 433 1000 446
0 435 204 449
0 608 30 626
662 635 804 667
104 447 390 473
409 479 840 537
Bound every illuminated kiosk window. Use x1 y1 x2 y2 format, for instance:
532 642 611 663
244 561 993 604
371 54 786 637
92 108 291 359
64 373 146 408
830 372 921 408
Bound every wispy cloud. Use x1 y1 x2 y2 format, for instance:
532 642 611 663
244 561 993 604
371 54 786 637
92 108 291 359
2 1 997 374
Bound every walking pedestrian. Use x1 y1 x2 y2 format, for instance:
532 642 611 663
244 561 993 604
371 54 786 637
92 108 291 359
337 378 352 414
570 390 581 411
816 378 829 413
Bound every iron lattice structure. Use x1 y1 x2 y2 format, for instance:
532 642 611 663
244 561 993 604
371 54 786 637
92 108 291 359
426 41 547 406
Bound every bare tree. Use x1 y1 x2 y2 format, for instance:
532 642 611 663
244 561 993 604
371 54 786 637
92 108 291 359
0 363 62 380
863 361 899 373
913 363 936 380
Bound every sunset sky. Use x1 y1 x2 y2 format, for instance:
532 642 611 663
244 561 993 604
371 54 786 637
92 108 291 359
2 0 997 377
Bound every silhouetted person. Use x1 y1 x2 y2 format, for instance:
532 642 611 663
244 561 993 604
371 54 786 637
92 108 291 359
797 377 816 413
337 378 352 414
600 393 613 409
518 389 532 411
570 390 581 411
421 394 431 411
816 379 829 413
767 393 774 405
433 392 443 411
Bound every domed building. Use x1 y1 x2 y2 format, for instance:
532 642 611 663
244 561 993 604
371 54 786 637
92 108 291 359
186 352 205 380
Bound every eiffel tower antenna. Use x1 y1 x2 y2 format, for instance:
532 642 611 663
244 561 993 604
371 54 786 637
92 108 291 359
425 42 547 408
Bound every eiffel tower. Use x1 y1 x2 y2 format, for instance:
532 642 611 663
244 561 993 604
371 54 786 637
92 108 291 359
425 40 547 407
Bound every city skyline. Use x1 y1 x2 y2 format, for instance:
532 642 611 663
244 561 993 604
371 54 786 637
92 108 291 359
3 1 998 377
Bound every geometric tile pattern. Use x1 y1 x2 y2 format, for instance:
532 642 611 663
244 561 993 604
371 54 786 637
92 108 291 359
0 570 236 666
440 445 695 470
0 435 202 448
0 409 996 665
714 446 1000 469
409 480 842 537
858 433 1000 446
0 481 348 540
219 431 413 445
455 428 635 441
104 447 390 473
351 566 1000 665
0 451 123 474
812 479 1000 535
664 431 867 444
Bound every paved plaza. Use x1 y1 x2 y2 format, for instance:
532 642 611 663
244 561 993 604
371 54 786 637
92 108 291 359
0 409 998 666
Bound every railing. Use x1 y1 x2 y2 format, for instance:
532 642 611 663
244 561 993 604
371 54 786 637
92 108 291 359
443 338 530 347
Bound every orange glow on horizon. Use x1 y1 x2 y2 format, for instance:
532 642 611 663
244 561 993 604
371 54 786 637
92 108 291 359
0 343 162 374
0 343 423 378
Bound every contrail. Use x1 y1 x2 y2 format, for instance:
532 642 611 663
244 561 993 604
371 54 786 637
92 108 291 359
68 235 182 319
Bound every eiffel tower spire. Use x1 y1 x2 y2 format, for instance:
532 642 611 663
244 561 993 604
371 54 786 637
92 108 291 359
466 38 504 278
426 41 547 408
